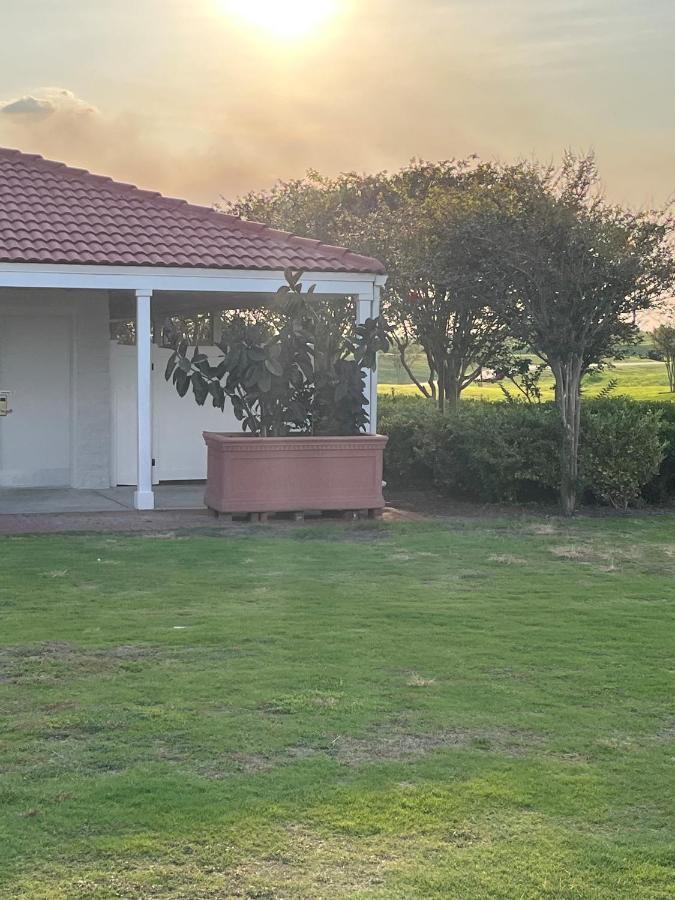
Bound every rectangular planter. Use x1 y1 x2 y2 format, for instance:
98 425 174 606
203 432 388 515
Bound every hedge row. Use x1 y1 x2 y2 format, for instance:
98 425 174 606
378 394 675 507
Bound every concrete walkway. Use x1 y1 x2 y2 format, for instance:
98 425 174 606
0 484 206 515
0 485 214 534
0 485 422 536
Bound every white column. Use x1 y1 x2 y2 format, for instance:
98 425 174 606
134 289 155 510
370 284 382 434
212 311 223 345
357 289 377 434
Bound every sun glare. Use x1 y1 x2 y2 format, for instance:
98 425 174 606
223 0 338 38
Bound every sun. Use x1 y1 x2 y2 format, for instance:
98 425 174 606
223 0 338 38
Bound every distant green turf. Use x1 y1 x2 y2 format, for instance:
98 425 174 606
1 517 674 897
379 354 675 402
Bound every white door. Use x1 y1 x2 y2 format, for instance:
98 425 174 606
152 346 238 482
110 342 238 485
0 315 72 487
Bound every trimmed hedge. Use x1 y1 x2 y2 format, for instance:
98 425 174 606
379 395 675 507
639 400 675 503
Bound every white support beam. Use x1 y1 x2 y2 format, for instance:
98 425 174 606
0 262 380 297
370 284 382 434
134 289 154 511
357 289 378 435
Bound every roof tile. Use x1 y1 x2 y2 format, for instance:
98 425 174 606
0 148 384 275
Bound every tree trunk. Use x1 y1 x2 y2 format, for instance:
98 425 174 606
551 356 583 516
445 372 461 408
666 353 675 393
394 337 432 399
444 352 470 409
437 358 445 413
425 350 437 401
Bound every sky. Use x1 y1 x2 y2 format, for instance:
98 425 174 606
0 0 673 208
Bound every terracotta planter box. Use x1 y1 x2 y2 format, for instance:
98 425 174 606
203 432 388 515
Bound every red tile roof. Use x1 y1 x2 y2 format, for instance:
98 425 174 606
0 148 385 274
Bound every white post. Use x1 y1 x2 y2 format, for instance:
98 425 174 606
370 283 382 434
357 289 377 434
134 289 155 510
212 311 223 346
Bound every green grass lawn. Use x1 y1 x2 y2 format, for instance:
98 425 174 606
379 356 675 402
1 517 674 898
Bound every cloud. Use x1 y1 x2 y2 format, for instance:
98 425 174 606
1 96 54 118
0 86 170 195
0 88 97 120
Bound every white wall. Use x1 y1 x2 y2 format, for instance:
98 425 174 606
110 342 239 485
0 288 111 488
0 314 71 486
0 287 243 490
152 346 240 482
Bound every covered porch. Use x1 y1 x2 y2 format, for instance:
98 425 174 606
0 269 385 513
0 147 386 515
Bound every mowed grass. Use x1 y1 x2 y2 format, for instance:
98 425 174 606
379 358 675 402
1 516 674 898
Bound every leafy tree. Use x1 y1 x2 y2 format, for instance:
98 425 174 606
651 324 675 391
387 172 511 409
481 154 675 514
226 160 512 409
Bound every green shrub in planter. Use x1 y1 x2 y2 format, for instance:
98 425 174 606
581 400 666 508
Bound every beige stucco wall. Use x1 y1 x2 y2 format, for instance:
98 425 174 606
0 287 112 488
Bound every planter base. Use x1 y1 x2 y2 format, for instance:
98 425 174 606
203 433 388 516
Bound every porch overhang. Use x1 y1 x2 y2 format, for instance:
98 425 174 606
0 263 387 514
0 147 388 515
0 262 387 296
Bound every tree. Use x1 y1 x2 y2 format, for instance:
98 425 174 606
225 160 512 409
482 154 675 515
386 171 512 409
651 324 675 392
